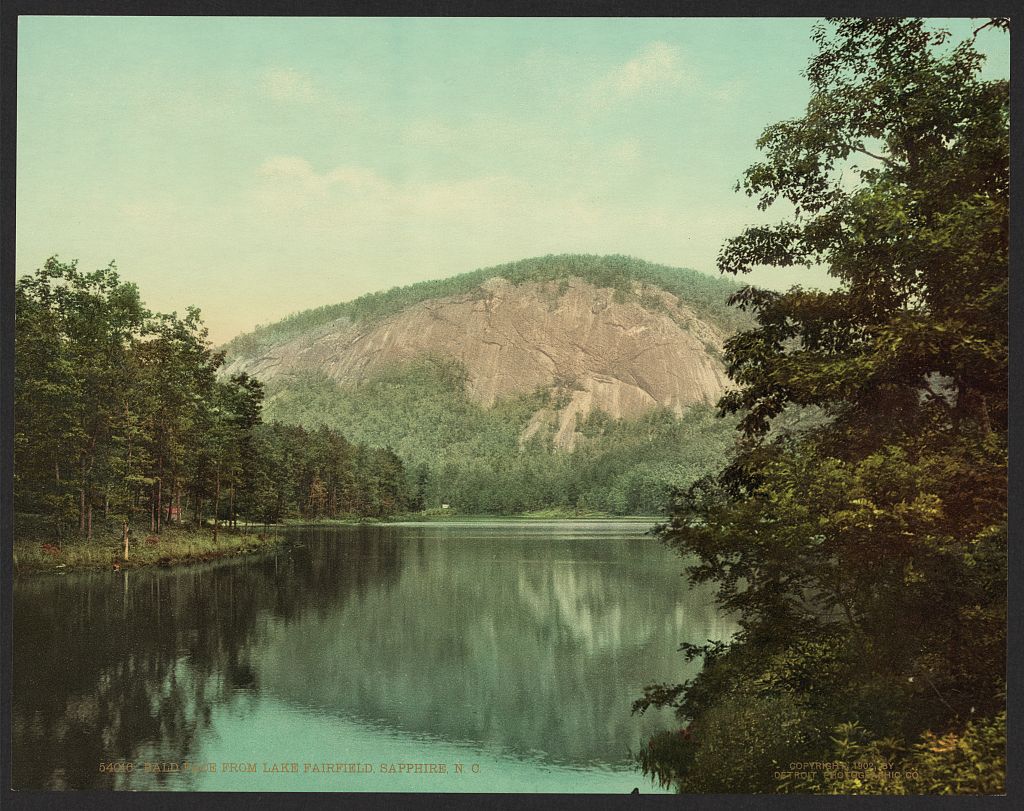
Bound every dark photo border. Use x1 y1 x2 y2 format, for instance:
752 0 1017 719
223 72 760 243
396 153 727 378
1 3 1019 809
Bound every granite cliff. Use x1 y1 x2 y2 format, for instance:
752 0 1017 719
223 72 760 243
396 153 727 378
224 258 740 450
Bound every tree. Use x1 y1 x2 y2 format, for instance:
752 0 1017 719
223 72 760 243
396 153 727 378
133 309 217 533
15 259 414 549
636 18 1007 794
13 274 78 538
15 259 149 540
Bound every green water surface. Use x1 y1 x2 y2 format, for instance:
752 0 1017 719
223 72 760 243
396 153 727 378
13 521 733 793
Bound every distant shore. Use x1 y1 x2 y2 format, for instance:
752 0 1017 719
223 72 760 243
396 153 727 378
286 510 663 525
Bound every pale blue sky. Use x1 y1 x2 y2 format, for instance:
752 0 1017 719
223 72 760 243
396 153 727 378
17 17 1009 342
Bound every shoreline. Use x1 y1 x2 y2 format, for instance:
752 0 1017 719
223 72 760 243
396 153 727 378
12 526 287 576
13 513 664 576
287 512 664 525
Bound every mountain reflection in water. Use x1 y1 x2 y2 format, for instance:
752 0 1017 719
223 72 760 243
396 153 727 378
13 521 734 792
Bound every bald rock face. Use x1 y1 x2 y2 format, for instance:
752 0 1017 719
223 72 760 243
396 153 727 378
224 277 731 449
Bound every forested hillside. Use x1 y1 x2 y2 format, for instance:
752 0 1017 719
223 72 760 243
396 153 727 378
262 357 740 515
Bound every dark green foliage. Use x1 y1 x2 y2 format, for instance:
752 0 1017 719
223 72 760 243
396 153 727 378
224 254 748 358
15 259 413 540
637 18 1007 794
261 356 541 483
242 422 411 523
262 358 740 515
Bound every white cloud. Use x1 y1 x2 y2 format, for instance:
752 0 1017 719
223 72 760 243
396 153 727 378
263 67 319 103
611 42 686 94
252 156 529 228
582 42 743 111
708 78 746 104
243 154 733 273
588 42 689 109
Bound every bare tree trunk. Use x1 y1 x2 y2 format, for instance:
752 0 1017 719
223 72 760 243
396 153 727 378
156 467 162 534
54 462 63 542
87 501 93 541
122 520 130 560
213 464 221 542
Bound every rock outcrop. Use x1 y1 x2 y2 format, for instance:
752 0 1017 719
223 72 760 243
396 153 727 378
224 277 731 449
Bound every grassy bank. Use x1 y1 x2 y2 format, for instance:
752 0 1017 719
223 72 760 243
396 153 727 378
12 523 285 575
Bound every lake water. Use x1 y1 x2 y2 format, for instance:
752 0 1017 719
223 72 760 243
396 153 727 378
12 521 734 793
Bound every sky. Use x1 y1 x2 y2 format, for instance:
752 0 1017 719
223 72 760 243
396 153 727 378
16 17 1010 344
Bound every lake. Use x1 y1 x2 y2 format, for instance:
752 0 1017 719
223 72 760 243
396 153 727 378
12 520 734 793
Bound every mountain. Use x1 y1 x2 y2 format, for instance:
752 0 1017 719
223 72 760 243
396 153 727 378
222 255 749 514
224 255 746 445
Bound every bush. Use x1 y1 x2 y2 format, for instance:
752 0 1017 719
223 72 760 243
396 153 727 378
679 689 825 793
786 712 1005 795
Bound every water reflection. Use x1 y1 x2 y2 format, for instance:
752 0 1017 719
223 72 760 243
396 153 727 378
13 522 733 791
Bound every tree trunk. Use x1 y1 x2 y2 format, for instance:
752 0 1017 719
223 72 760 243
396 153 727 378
213 464 221 542
156 467 162 534
87 501 93 541
54 462 63 542
122 520 130 560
